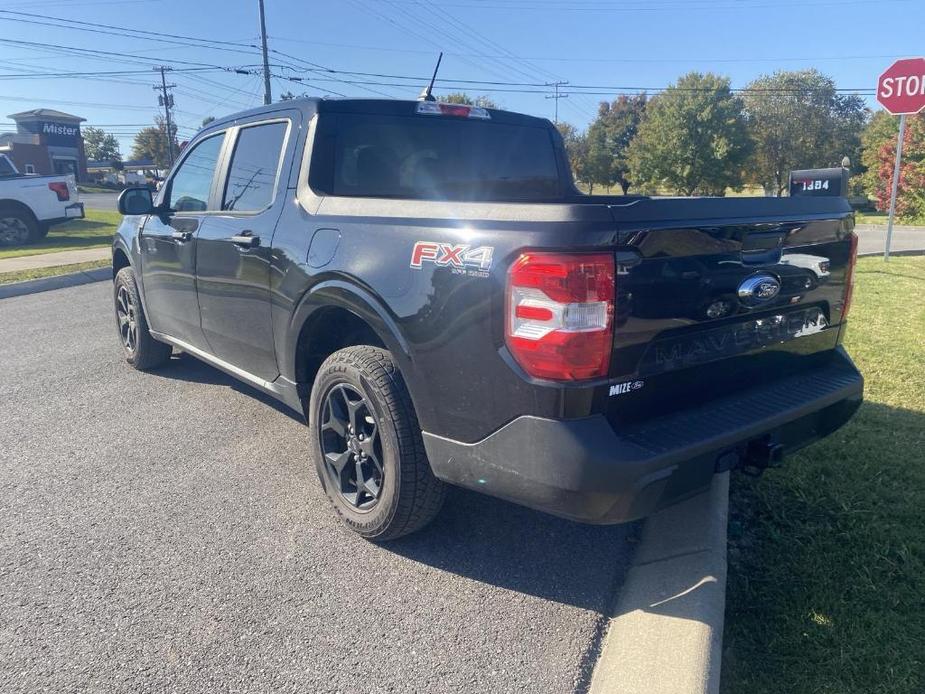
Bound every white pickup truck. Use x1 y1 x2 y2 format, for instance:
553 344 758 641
0 153 84 246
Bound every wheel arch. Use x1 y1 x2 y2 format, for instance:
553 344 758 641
0 199 39 223
286 280 415 410
112 245 131 278
289 280 410 381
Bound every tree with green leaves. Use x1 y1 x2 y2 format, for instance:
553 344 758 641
201 116 216 127
585 95 647 194
131 117 178 169
82 126 121 162
555 122 590 189
441 93 497 108
628 73 750 196
743 69 867 196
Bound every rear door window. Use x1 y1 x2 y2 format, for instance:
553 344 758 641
222 121 289 212
312 113 562 202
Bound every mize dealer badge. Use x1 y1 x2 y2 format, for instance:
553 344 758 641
609 380 645 397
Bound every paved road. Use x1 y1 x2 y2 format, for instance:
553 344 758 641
0 282 633 694
80 191 119 211
855 224 924 256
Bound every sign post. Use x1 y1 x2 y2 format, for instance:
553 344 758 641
876 57 925 260
884 114 906 260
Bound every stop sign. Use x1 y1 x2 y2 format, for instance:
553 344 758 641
877 58 925 115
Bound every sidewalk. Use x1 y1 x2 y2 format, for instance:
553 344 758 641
0 247 111 273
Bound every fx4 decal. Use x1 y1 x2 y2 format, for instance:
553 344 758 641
410 241 494 277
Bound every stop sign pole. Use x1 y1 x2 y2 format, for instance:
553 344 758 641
877 57 925 260
884 114 906 260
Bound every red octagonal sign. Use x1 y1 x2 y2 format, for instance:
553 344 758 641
878 58 925 115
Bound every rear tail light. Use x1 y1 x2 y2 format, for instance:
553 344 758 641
506 252 615 381
48 181 70 201
840 231 859 321
416 101 491 120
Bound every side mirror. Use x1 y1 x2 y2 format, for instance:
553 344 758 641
118 187 156 216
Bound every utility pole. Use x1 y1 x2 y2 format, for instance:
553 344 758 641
545 81 569 124
258 0 272 104
153 66 177 167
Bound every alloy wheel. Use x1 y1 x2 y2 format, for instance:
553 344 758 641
115 285 138 353
319 383 384 511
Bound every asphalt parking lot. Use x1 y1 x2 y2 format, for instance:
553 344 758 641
0 281 634 694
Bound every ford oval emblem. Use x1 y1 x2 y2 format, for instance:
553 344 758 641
738 273 781 306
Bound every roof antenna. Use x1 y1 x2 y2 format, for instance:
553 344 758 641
418 52 443 102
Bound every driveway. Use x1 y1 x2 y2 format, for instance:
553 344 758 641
856 223 925 256
79 191 119 211
0 282 634 694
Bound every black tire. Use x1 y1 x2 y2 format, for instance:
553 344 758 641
308 346 446 541
113 267 172 371
0 208 37 247
29 223 50 243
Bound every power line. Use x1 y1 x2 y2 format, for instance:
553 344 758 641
0 9 260 55
0 37 232 71
269 48 401 98
264 33 917 66
0 67 225 80
0 94 162 111
414 0 598 117
381 0 912 10
0 59 879 94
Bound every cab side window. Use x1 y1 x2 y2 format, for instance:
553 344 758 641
222 121 288 212
168 133 224 212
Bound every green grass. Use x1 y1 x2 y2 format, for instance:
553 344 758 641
0 210 120 260
855 211 888 224
855 210 925 227
722 256 925 694
77 184 121 194
0 258 110 285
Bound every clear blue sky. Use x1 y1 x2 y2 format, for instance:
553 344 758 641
0 0 922 156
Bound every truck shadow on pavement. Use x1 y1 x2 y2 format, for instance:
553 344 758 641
149 351 638 611
384 488 639 611
152 352 305 423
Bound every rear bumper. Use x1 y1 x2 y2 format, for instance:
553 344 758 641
422 348 863 524
46 203 85 226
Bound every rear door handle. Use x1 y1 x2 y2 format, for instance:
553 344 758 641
171 230 192 242
231 232 260 248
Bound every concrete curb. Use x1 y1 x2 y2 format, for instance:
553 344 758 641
0 266 111 300
590 472 729 694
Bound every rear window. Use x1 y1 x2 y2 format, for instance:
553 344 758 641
0 156 16 176
310 113 562 202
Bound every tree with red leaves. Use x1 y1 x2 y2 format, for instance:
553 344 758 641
874 113 925 221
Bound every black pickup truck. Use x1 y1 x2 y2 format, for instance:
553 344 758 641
112 98 862 540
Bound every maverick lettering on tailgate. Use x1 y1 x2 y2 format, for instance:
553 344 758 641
639 307 829 376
